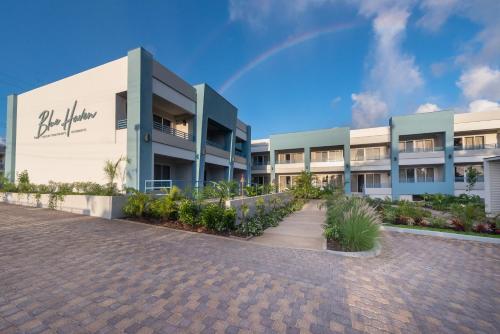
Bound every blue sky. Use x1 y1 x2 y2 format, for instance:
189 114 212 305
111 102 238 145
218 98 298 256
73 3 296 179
0 0 499 140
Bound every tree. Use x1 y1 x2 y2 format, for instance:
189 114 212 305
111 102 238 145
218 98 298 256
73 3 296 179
465 166 479 193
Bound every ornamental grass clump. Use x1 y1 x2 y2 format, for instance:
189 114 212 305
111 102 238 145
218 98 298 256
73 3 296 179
323 196 381 252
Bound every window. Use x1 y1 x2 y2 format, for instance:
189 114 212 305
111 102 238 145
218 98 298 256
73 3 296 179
366 173 381 188
455 166 465 182
366 147 381 160
426 168 434 182
400 168 415 183
474 136 484 149
331 150 343 161
416 167 426 182
454 137 463 150
352 148 364 161
465 136 474 149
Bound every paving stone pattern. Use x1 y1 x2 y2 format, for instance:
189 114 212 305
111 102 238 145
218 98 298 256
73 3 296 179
0 203 499 333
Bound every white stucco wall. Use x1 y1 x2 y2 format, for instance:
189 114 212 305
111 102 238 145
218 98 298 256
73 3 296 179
15 57 128 185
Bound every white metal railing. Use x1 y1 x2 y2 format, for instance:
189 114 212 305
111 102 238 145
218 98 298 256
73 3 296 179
145 180 173 193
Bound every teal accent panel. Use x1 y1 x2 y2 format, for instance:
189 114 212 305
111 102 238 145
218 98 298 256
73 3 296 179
194 84 238 185
390 111 454 199
269 127 351 194
5 94 17 182
194 84 206 187
126 48 153 191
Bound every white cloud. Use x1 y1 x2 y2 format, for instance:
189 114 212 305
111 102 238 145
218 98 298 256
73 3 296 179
330 96 341 108
468 99 500 113
457 66 500 101
418 0 500 65
351 92 389 128
415 103 440 113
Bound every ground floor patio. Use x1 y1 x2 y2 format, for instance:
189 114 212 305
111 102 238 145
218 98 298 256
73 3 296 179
0 203 498 333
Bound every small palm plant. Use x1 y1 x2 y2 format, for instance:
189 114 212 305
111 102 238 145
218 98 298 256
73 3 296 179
103 156 128 195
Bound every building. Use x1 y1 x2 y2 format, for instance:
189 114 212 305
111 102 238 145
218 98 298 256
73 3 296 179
4 47 251 191
251 110 500 200
0 140 5 175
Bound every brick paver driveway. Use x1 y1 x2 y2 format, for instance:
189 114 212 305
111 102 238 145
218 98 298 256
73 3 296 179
0 203 499 334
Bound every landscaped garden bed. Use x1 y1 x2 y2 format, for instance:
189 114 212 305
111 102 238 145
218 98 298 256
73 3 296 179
122 182 305 238
367 194 500 237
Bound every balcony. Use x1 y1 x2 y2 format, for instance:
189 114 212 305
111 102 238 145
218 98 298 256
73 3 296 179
275 158 304 174
154 121 194 141
351 153 390 171
399 146 445 165
454 143 500 163
252 162 271 174
115 119 195 142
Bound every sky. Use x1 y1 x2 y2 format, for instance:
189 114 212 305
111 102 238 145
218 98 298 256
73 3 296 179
0 0 499 141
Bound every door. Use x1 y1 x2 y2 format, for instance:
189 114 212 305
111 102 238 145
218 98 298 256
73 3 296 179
154 164 171 180
357 174 365 193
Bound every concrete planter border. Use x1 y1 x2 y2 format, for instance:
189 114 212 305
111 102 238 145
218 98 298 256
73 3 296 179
0 192 127 219
381 225 500 244
325 240 382 258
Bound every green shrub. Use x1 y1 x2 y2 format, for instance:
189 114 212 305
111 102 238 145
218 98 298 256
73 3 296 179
428 216 447 228
200 203 235 233
178 199 199 226
323 196 381 251
450 203 485 232
123 190 151 217
340 201 381 251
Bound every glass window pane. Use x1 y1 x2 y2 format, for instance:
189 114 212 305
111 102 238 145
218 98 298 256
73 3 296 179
399 142 405 152
406 141 413 153
475 136 484 149
399 169 406 182
425 139 433 151
417 168 425 182
366 174 373 187
374 174 381 187
426 168 434 182
455 166 465 182
454 138 463 149
407 169 415 183
465 137 474 149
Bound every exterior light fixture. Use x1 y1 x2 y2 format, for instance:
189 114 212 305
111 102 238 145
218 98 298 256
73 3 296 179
393 156 397 161
144 133 151 142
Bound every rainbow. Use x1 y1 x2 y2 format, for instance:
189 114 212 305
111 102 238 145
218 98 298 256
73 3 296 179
219 21 358 94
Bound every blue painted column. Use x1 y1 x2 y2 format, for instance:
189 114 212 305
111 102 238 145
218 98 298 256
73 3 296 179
126 48 153 191
5 94 17 182
245 125 252 185
227 130 235 181
194 85 207 188
304 147 311 172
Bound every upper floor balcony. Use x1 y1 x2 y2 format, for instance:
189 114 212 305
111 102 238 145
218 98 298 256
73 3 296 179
350 146 390 171
275 151 304 173
310 149 344 172
398 137 445 165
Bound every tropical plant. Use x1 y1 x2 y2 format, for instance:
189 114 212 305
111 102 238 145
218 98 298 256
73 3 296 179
103 156 128 195
178 199 199 226
465 166 479 193
123 189 150 217
450 203 485 232
200 203 236 232
292 171 321 199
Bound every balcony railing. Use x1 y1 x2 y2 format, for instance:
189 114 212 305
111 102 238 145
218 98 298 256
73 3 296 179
276 159 304 164
399 177 444 183
153 121 194 141
311 158 344 162
455 176 484 182
400 146 444 153
116 119 127 130
454 143 498 151
206 139 227 151
235 150 246 158
351 153 389 161
365 182 391 189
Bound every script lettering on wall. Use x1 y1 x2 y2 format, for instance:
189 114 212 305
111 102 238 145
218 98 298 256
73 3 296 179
35 100 97 139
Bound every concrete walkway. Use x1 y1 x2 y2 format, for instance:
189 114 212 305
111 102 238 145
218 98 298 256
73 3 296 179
251 199 326 250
